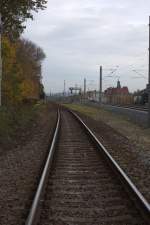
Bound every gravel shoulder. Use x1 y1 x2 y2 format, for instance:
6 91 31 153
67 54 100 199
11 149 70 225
0 103 57 225
65 104 150 203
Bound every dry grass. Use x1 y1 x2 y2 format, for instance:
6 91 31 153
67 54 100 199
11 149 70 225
0 103 46 148
64 104 150 151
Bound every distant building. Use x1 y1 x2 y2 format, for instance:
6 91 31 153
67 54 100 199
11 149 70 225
104 80 129 95
103 81 133 105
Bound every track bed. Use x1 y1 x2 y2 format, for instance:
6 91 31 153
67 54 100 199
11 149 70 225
38 110 146 225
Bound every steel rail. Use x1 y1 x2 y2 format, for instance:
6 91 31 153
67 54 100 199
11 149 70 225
25 109 60 225
69 109 150 223
108 104 148 112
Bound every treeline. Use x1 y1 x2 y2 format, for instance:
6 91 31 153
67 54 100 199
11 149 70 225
2 37 45 105
0 0 47 106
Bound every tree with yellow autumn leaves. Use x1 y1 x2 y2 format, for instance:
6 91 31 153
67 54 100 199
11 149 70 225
2 37 45 106
0 0 47 106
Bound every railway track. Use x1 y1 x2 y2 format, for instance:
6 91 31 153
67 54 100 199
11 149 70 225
25 108 150 225
109 104 148 112
124 106 148 111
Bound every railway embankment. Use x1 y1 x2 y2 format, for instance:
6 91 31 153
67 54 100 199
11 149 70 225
0 104 40 149
65 104 150 203
0 103 57 225
102 103 148 127
84 101 148 127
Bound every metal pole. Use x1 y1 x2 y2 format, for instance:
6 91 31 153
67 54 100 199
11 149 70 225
84 78 86 101
148 16 150 126
63 80 66 96
99 66 102 104
0 13 2 106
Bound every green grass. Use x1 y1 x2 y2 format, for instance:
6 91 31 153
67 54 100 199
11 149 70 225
64 103 150 149
63 103 130 123
64 104 100 117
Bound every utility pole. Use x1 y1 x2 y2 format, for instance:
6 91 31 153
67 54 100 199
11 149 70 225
148 16 150 127
63 80 66 96
99 66 102 104
0 13 2 107
84 78 86 101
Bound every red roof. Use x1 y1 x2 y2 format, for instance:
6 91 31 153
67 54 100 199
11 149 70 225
105 87 129 95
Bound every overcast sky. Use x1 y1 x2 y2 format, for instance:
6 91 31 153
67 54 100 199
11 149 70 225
23 0 150 94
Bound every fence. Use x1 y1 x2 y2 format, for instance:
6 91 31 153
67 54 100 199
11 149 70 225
103 94 134 105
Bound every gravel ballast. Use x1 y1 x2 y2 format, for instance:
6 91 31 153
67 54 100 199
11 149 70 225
65 104 150 203
0 104 57 225
80 114 150 199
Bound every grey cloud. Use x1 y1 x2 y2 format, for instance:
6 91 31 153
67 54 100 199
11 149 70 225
23 0 150 93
